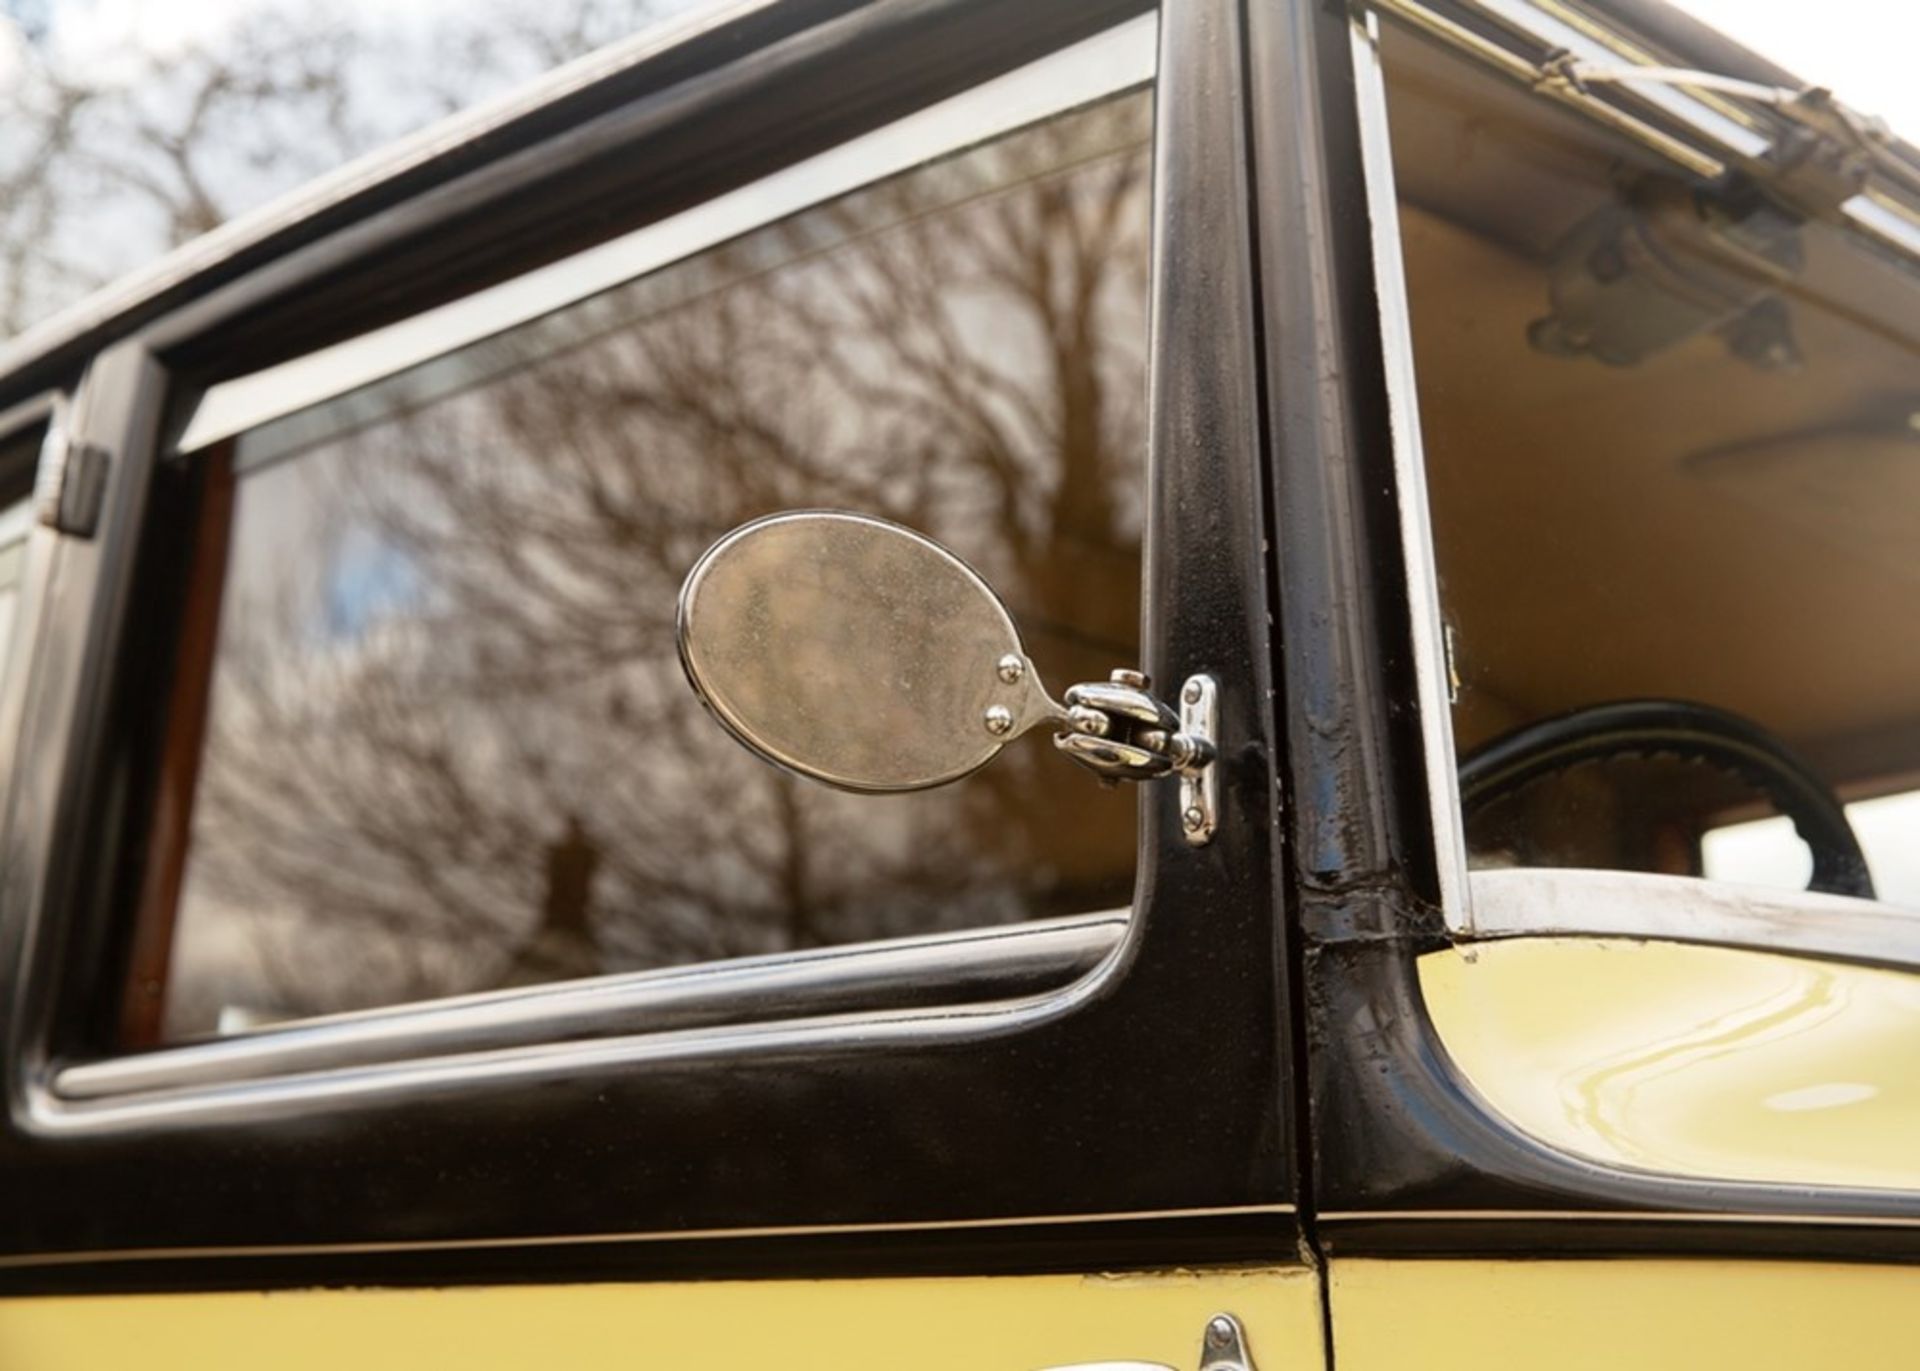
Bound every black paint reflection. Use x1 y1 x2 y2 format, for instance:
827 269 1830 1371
155 92 1152 1039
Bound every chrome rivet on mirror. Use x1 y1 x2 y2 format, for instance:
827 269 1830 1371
1183 680 1203 705
1206 1318 1235 1350
1183 806 1207 833
996 653 1025 684
983 705 1016 736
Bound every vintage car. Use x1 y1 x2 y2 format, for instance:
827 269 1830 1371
0 0 1915 1364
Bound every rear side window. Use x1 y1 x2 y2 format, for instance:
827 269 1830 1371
127 84 1154 1043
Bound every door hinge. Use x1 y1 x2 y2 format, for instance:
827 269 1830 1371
34 430 110 538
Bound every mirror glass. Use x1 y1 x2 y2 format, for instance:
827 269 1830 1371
678 511 1061 792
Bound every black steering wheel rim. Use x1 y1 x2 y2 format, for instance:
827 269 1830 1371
1458 698 1874 900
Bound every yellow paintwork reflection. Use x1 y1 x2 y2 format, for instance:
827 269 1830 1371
0 1263 1324 1371
1420 938 1920 1189
1333 1259 1920 1370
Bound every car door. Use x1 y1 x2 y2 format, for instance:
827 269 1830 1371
0 2 1329 1367
1262 0 1920 1365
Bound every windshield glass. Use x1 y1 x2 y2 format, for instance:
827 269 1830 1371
1384 22 1920 908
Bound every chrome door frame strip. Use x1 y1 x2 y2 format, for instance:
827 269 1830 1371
1465 867 1920 972
1348 9 1471 924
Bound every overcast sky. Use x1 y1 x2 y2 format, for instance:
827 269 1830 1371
20 0 1920 144
1677 0 1918 142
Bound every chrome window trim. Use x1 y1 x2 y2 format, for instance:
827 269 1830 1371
33 963 1111 1134
54 911 1126 1101
175 14 1157 454
1466 867 1920 972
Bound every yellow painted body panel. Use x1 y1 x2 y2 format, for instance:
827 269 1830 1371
0 1264 1325 1371
1418 937 1920 1189
1332 1258 1920 1369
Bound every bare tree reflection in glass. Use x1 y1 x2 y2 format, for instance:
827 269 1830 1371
159 93 1152 1038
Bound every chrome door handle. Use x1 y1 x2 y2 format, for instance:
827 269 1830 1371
1037 1314 1255 1371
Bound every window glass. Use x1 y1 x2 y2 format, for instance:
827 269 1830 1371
1385 35 1920 906
1706 789 1920 906
133 86 1152 1042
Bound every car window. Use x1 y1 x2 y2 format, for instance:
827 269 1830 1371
1384 32 1920 909
124 82 1153 1043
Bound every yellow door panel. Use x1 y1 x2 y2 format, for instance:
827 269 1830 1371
1419 938 1920 1190
0 1264 1325 1371
1332 1258 1920 1370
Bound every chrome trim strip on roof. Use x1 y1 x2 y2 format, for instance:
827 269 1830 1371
175 14 1157 454
1465 867 1920 971
55 911 1127 1101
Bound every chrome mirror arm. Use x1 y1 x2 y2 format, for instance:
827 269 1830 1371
1051 669 1220 845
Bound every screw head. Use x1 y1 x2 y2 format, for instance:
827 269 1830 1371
1206 1316 1235 1349
1182 805 1207 833
1182 680 1203 705
983 705 1015 737
996 653 1025 685
1109 667 1149 689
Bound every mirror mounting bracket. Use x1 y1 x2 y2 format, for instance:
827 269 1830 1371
678 513 1221 845
1054 670 1219 846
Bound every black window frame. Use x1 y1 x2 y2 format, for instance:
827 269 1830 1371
0 0 1303 1292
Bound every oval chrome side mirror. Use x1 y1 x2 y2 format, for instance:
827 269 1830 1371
677 510 1221 841
677 511 1061 793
